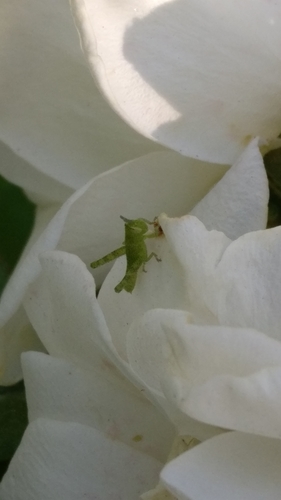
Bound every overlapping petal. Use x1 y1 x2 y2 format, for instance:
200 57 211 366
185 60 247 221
0 142 73 205
71 0 281 163
25 248 220 443
0 0 164 199
161 213 281 337
121 191 281 441
161 432 281 500
0 418 163 500
127 308 281 438
190 138 268 238
22 351 174 462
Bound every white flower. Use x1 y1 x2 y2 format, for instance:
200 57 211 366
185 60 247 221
71 0 281 163
1 1 279 497
0 140 271 498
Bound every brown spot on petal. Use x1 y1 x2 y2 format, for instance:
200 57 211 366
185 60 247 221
132 434 143 442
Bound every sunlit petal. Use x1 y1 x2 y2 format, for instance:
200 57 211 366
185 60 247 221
72 0 281 162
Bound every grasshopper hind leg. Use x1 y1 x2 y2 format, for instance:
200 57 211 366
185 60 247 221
90 246 126 269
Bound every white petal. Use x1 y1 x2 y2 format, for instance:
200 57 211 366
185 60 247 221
128 309 281 438
127 308 281 438
160 216 281 333
191 139 269 238
162 432 281 500
0 203 61 382
160 215 231 323
24 251 115 370
24 249 152 391
0 205 60 382
0 419 162 500
0 307 44 386
0 181 90 328
19 205 61 256
127 310 193 395
127 309 224 441
215 227 281 341
179 366 281 440
22 351 175 462
0 141 73 204
0 0 162 194
72 0 281 163
24 250 215 440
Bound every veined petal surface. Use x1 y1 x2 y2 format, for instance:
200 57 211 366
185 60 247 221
72 0 281 163
22 352 175 462
0 419 162 500
0 0 163 195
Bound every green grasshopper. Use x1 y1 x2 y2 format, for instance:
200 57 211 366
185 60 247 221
90 216 162 293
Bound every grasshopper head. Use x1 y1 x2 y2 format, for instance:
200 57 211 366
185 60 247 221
120 216 148 234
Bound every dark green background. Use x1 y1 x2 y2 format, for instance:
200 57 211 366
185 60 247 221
0 175 35 479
